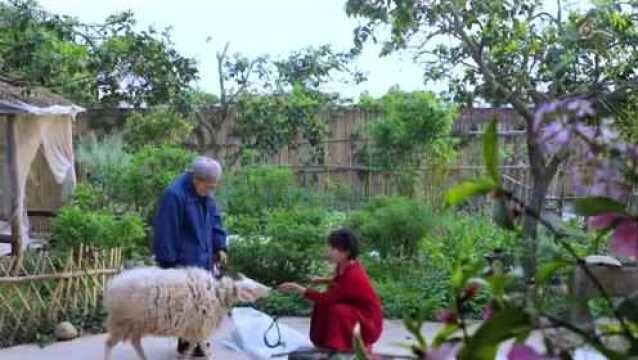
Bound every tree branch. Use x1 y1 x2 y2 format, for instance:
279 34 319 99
445 5 535 124
502 190 636 341
216 41 231 117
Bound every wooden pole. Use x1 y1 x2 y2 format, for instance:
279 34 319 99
6 115 23 274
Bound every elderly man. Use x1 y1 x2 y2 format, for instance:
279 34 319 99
153 156 228 357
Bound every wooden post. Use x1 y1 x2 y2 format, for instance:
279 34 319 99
6 115 23 274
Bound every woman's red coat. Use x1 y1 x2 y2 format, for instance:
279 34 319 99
303 261 383 352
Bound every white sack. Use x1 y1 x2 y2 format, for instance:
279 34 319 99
228 307 312 360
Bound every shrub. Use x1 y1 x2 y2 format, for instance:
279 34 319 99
230 207 331 287
255 292 312 317
421 211 518 270
347 197 434 258
116 145 195 218
363 88 456 170
218 165 324 216
52 206 148 258
364 256 451 319
75 133 130 195
70 183 109 210
123 108 193 151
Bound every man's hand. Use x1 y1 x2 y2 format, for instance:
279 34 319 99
278 282 306 295
216 250 229 266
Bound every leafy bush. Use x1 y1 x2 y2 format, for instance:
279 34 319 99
347 197 434 258
115 145 195 218
52 206 148 258
218 165 324 216
365 256 451 319
123 108 194 151
255 292 312 317
70 183 109 211
421 211 518 270
362 87 456 169
76 133 130 194
230 207 331 286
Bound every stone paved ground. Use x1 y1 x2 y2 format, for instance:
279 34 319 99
0 317 606 359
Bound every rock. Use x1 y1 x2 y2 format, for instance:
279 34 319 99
54 321 78 341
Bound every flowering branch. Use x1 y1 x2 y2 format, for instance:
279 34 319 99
499 189 636 341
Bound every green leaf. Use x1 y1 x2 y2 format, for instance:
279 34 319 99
445 178 497 206
353 332 369 360
573 197 626 216
459 307 532 360
536 260 572 285
486 274 511 299
403 317 427 351
433 324 460 347
451 260 483 290
484 119 500 183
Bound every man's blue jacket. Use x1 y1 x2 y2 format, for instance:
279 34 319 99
153 172 227 270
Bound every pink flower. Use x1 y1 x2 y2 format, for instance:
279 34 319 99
483 304 494 320
507 344 553 360
611 219 638 258
588 213 622 230
463 282 481 299
423 342 462 360
437 310 458 325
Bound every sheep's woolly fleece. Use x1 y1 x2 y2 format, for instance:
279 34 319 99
104 267 237 344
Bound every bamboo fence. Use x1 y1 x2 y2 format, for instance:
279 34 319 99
0 245 123 347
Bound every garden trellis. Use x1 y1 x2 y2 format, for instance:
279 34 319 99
0 245 123 347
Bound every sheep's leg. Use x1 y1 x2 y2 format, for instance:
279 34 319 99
180 341 195 359
131 336 148 360
104 334 119 360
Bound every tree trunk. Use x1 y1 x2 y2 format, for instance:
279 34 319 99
521 175 550 281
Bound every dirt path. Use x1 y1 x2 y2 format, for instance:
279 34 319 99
0 317 604 359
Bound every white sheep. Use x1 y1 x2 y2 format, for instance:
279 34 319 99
103 266 270 360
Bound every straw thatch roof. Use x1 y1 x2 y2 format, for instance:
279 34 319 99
0 75 82 115
0 76 72 106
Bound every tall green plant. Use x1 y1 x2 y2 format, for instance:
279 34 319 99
358 88 456 196
116 146 195 218
347 197 434 258
218 165 324 216
123 108 193 151
230 207 328 286
76 133 131 196
52 206 147 258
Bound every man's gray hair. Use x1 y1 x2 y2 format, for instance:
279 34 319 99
192 156 223 181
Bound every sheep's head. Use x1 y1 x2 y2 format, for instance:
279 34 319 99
234 274 271 303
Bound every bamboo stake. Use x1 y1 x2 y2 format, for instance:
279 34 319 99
0 268 121 284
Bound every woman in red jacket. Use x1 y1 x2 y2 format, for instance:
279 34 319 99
279 228 383 353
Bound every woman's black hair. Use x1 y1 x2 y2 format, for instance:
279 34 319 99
328 228 359 260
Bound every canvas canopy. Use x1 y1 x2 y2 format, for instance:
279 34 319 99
0 77 84 253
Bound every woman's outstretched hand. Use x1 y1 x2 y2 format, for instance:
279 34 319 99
309 277 332 285
277 282 306 295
